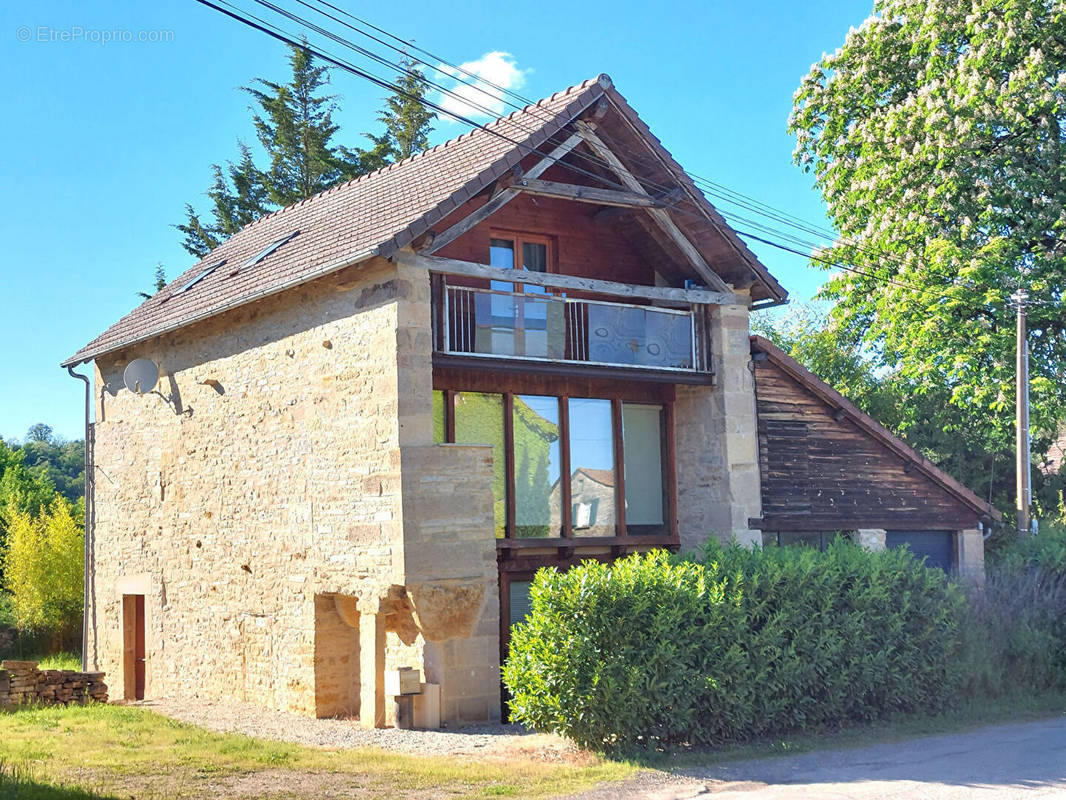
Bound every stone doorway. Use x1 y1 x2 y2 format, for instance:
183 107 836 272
313 594 360 718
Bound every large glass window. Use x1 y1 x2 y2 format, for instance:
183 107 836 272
435 389 669 540
513 395 562 538
622 403 664 529
453 392 506 538
568 398 616 537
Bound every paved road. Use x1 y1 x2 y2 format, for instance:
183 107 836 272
570 716 1066 799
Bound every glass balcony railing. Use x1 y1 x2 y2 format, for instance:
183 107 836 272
442 284 710 372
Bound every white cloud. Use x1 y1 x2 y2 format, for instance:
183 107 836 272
436 52 529 122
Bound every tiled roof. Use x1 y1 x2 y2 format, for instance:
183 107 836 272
63 77 608 366
574 468 615 488
65 73 789 366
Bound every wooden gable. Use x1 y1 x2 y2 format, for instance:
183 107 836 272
751 337 998 532
434 164 670 288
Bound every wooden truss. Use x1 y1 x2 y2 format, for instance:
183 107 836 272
419 120 734 295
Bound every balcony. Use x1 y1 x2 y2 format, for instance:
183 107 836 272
443 283 711 371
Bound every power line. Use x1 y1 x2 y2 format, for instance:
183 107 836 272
191 0 1032 305
264 0 1056 310
233 0 935 290
735 231 922 291
195 0 628 195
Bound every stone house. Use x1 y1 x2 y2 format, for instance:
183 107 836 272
63 74 998 728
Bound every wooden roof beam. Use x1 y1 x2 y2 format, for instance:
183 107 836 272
394 250 742 306
574 120 733 294
422 132 584 255
514 178 665 208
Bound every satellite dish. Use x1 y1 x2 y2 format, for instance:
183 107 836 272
123 359 159 394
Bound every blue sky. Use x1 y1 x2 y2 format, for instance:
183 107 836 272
0 0 872 442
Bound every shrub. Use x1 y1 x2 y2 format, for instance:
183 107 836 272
963 525 1066 694
995 524 1066 574
503 551 718 750
1 497 83 648
693 540 964 742
504 541 966 753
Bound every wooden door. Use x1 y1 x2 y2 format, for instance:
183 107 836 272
133 595 146 700
123 594 146 700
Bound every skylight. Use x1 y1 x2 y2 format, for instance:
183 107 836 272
230 230 300 276
159 260 227 303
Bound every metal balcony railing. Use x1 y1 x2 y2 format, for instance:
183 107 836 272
441 284 711 373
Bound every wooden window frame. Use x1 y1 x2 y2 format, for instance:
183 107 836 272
489 230 557 283
434 372 679 551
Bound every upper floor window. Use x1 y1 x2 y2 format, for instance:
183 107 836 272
489 232 552 295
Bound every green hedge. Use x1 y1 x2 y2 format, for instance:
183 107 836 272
503 542 967 752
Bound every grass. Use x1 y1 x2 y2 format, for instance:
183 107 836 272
1 693 1064 799
0 704 634 799
29 653 81 671
0 652 81 671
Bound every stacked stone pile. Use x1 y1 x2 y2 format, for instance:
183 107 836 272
0 661 107 708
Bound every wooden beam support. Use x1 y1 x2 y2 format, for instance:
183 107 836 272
514 178 664 208
422 132 583 255
574 121 733 294
393 250 742 306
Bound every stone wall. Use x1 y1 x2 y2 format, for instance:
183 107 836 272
956 528 986 584
393 259 501 724
674 297 762 551
88 256 500 725
0 661 107 707
90 259 408 715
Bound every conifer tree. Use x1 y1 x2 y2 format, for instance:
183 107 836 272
177 46 436 258
137 263 168 300
367 59 436 161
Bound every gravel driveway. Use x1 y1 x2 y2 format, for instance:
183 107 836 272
568 716 1066 799
138 697 578 760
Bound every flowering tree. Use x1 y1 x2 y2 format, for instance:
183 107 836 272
790 0 1066 453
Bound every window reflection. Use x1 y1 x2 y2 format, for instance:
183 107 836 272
567 398 615 537
514 395 561 538
622 403 664 529
453 392 506 538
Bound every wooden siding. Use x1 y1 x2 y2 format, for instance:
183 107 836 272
755 360 982 531
435 163 665 287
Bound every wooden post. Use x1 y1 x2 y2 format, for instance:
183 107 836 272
1014 289 1032 537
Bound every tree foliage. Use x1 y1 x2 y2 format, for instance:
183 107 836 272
0 437 56 524
0 428 84 587
136 263 168 300
12 427 84 506
177 46 435 257
2 497 83 644
789 0 1066 452
365 58 437 162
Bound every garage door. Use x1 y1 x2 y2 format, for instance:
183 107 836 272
885 530 955 571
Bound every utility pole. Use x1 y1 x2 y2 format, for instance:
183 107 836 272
1013 288 1032 537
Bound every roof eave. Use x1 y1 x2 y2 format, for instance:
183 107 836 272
60 247 380 368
